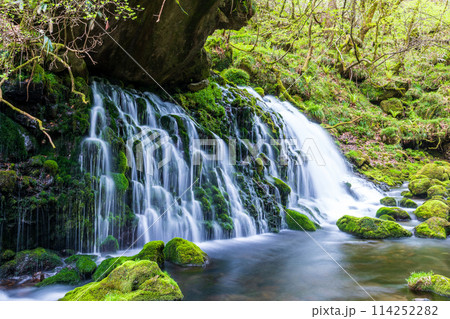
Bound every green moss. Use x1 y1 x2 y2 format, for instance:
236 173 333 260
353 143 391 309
93 241 165 281
336 215 412 239
407 271 450 297
0 248 62 278
222 68 250 86
417 162 450 181
0 170 17 194
379 197 396 206
272 177 291 206
117 151 128 174
285 209 317 231
43 160 59 176
345 150 369 168
414 217 450 240
60 260 183 301
133 241 165 268
375 207 411 221
36 268 81 287
254 87 265 96
399 198 418 208
0 113 28 161
427 185 448 198
379 214 395 221
408 178 433 197
111 173 129 193
414 200 449 221
163 237 208 267
75 256 97 279
380 98 404 117
0 250 15 263
65 254 97 265
99 235 119 253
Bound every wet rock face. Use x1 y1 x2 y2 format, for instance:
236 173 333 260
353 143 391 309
90 0 253 88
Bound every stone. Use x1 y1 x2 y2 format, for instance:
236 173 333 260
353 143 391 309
163 237 208 267
375 207 411 221
336 215 412 239
59 260 183 301
414 200 449 221
414 217 450 240
188 79 210 92
285 209 318 231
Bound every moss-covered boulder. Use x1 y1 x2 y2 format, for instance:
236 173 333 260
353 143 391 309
43 160 58 176
375 207 411 221
272 177 291 206
60 260 183 301
380 98 404 117
285 209 318 231
379 214 395 221
222 68 250 86
407 271 450 297
427 185 448 198
414 200 449 221
408 178 433 197
417 162 450 181
133 241 165 268
163 238 208 267
401 191 413 198
0 170 17 194
0 249 15 263
380 197 396 206
0 247 62 278
336 215 412 239
99 235 119 253
75 256 97 279
414 217 450 240
345 150 370 168
92 241 165 281
36 268 81 287
399 198 418 208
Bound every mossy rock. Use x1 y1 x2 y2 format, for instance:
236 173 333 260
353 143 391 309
379 197 396 206
111 173 129 193
379 214 395 221
285 209 317 231
345 150 370 168
414 200 449 221
0 170 18 194
407 272 450 297
380 98 404 117
408 178 433 197
272 177 291 206
414 217 450 240
75 256 97 279
399 198 418 209
336 215 412 239
0 250 15 263
401 191 413 198
99 235 119 253
417 162 450 181
133 241 165 268
254 87 265 96
375 207 411 221
0 247 62 278
222 68 250 86
163 238 208 267
36 268 81 287
427 185 448 198
43 160 58 176
93 240 165 281
60 260 183 301
65 254 98 265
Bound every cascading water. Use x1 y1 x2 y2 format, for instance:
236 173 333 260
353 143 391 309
80 81 381 252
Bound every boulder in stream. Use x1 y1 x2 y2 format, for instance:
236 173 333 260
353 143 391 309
59 260 183 301
163 238 208 267
407 271 450 297
336 215 412 239
414 200 449 221
376 207 411 221
414 217 450 240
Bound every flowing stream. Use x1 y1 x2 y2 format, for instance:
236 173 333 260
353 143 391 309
1 83 448 301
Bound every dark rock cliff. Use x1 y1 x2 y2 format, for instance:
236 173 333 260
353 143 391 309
90 0 254 88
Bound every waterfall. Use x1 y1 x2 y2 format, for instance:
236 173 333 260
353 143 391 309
80 81 381 251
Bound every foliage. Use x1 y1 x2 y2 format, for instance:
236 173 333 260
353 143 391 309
163 237 208 267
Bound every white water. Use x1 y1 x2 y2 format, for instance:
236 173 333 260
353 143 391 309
79 82 382 251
